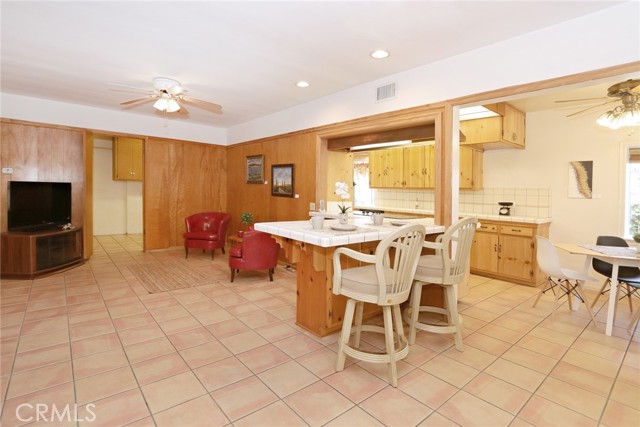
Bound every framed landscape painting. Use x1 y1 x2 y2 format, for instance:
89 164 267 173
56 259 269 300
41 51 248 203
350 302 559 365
271 164 294 197
246 155 264 183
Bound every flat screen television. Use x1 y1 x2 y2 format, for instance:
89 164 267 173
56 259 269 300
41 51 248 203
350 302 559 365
7 181 72 231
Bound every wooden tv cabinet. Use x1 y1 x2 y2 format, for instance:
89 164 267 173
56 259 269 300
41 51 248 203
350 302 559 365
1 227 83 279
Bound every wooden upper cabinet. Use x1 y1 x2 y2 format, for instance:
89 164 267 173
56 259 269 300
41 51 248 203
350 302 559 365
370 145 430 189
369 147 403 188
459 147 483 190
369 144 481 190
404 145 434 189
368 149 386 188
113 137 143 181
460 102 525 150
385 148 404 188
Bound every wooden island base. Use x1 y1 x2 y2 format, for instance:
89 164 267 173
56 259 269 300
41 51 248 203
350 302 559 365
274 234 443 337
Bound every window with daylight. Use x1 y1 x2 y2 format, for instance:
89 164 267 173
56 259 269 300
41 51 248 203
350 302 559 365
353 153 373 207
624 145 640 239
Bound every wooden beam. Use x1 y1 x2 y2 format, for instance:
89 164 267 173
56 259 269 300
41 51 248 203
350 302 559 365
327 124 436 151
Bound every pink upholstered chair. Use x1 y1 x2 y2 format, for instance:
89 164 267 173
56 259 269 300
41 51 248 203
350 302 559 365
229 230 280 282
184 212 231 259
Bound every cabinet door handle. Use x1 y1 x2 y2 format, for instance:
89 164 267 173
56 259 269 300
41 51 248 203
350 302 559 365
494 243 498 252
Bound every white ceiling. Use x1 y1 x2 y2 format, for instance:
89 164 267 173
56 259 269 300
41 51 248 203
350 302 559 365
0 1 630 128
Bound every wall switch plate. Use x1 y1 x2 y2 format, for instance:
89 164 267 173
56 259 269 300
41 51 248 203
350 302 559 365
310 202 316 211
2 167 13 174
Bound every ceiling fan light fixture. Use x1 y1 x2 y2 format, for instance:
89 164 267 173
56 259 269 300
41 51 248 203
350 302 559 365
153 97 180 113
153 77 181 91
597 105 640 129
165 99 180 113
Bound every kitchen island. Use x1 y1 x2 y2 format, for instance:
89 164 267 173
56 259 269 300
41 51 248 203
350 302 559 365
255 217 444 337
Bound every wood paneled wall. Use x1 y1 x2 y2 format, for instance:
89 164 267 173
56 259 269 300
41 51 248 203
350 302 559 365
143 137 227 251
0 121 88 255
324 150 354 204
226 132 319 237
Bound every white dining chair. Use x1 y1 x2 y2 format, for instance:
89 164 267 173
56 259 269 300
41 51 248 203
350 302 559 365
403 217 478 351
332 224 426 387
532 236 597 325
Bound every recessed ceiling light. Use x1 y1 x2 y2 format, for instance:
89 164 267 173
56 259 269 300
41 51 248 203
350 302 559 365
371 50 390 59
296 81 310 88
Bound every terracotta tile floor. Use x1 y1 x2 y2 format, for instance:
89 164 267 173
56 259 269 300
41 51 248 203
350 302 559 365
1 234 639 427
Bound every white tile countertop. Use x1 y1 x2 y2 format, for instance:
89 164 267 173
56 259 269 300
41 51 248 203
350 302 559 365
254 217 444 248
312 209 552 225
461 213 552 224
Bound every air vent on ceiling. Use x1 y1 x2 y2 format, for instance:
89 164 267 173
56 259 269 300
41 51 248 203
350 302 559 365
376 82 397 102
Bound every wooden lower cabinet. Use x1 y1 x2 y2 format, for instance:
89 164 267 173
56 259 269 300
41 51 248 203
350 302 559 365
470 220 549 286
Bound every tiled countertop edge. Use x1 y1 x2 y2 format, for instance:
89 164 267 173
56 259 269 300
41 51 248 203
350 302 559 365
342 206 552 225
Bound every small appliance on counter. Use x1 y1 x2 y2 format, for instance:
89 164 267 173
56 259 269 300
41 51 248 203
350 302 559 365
498 202 513 216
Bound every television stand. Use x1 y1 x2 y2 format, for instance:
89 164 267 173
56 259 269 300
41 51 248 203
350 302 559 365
1 227 83 279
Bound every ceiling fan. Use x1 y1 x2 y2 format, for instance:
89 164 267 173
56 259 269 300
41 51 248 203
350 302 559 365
556 78 639 129
110 77 222 115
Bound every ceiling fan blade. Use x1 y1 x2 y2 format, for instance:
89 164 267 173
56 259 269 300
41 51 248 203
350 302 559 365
555 97 607 103
120 96 155 106
176 101 189 115
109 83 153 94
166 85 186 96
607 78 640 96
180 96 222 114
566 99 618 118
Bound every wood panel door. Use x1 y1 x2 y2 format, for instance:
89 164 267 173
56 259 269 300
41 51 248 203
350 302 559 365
385 148 404 188
404 145 425 188
368 149 386 188
458 147 483 190
502 104 525 147
470 232 498 273
498 234 534 281
144 138 226 251
404 145 433 188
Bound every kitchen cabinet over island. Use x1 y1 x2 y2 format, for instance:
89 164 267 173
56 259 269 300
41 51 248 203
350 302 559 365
255 217 445 337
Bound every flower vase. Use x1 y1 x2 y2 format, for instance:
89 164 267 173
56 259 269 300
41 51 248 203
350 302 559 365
338 213 348 225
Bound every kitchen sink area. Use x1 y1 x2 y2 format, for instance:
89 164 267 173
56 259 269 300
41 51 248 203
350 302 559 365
352 209 428 220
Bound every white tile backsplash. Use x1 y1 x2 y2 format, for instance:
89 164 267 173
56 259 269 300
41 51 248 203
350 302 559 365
359 187 551 219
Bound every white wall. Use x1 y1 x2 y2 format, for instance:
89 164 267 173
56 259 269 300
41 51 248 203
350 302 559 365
228 2 640 144
93 137 143 235
483 109 640 275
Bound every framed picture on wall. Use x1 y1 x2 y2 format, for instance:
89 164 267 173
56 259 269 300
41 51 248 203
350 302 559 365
271 164 294 197
568 160 593 199
246 155 264 183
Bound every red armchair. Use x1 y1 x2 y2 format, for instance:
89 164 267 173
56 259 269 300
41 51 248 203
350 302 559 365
184 212 231 259
229 230 280 282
